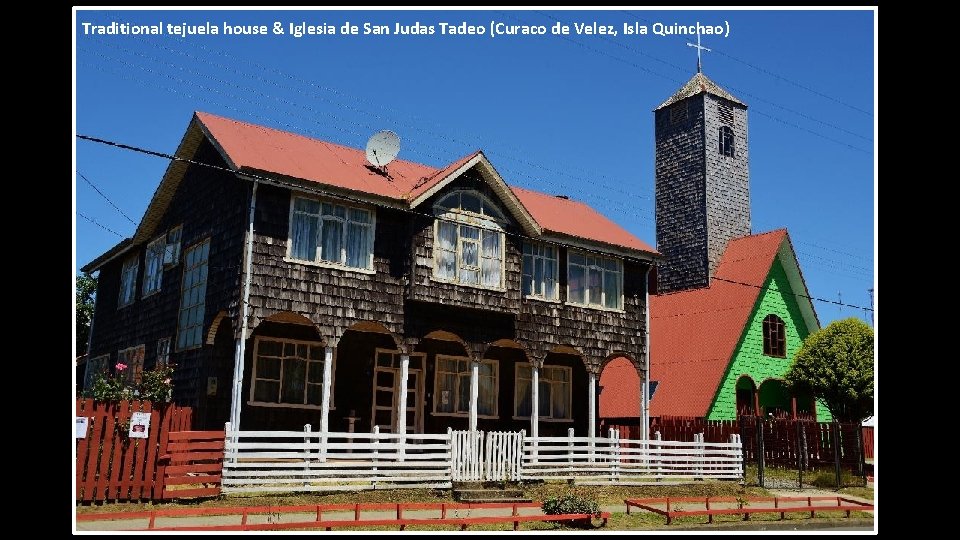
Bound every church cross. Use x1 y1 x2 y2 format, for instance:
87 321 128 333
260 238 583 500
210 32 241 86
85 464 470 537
687 29 712 73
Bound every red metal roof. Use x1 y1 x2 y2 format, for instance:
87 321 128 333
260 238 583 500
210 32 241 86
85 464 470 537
598 230 787 419
510 187 656 253
599 357 641 418
195 111 655 254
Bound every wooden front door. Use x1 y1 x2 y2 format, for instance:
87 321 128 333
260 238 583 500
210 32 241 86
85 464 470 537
371 366 422 434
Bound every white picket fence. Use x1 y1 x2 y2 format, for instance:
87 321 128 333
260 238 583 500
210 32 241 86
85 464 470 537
221 425 452 493
221 426 742 493
522 429 743 484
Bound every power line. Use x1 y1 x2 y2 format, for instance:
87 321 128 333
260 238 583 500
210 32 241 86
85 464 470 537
616 9 874 117
509 11 872 150
81 30 870 255
77 45 656 224
78 171 138 226
76 133 873 313
78 211 125 238
540 10 873 142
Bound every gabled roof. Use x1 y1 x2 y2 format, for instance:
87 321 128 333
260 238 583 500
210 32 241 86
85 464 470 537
84 111 658 271
642 229 818 418
655 72 746 110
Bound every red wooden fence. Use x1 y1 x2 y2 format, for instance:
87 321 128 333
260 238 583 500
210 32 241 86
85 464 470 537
159 430 224 500
862 426 873 460
75 399 193 503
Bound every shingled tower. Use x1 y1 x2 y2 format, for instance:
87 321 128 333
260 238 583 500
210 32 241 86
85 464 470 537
654 73 750 293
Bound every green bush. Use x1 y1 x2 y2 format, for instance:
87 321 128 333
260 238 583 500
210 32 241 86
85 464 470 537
542 493 601 528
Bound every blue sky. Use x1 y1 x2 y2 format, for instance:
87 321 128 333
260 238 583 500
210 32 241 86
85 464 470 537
74 8 876 327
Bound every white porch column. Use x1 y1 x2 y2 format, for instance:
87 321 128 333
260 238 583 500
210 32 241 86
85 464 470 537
588 371 597 437
397 354 410 438
530 364 540 439
320 346 333 461
469 360 479 433
321 346 334 434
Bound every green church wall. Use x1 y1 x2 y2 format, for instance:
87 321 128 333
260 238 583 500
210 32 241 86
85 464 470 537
706 257 832 421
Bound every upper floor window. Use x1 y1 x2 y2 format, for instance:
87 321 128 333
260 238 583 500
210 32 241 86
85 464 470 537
522 242 558 301
719 126 735 157
433 190 506 289
567 251 623 310
288 196 374 271
118 254 138 308
762 314 787 358
164 225 183 267
176 239 209 351
142 235 165 297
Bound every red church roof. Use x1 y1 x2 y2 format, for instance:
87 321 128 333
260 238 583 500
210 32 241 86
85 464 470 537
195 111 656 255
648 230 788 417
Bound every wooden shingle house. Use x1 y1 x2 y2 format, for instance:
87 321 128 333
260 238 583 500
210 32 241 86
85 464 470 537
81 112 659 437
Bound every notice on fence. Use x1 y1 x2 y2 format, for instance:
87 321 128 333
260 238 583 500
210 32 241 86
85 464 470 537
76 417 89 439
129 411 151 439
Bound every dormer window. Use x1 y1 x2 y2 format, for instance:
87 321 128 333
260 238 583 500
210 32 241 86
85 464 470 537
433 190 506 289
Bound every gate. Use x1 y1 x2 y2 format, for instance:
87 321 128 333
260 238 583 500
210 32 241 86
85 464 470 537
484 431 523 481
451 430 523 482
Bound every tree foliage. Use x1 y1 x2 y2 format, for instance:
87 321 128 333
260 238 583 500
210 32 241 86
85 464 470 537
786 317 874 422
76 273 97 354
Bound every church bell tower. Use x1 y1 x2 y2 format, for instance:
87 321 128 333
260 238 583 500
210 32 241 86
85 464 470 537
654 71 751 293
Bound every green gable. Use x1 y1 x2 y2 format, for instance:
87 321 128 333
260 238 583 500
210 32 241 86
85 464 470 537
706 256 831 420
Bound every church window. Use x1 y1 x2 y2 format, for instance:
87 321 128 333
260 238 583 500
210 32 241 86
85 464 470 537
719 126 735 158
762 314 786 358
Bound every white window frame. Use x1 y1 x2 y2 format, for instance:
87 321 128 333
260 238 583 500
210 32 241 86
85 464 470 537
118 345 146 386
164 224 183 267
513 363 573 421
176 238 210 351
432 355 499 418
432 190 507 291
156 337 171 368
565 250 624 311
142 235 165 297
83 354 109 391
118 254 138 308
248 336 334 410
522 241 560 301
285 195 376 274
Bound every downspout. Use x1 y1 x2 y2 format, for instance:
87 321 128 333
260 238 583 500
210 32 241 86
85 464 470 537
229 179 258 432
642 264 652 441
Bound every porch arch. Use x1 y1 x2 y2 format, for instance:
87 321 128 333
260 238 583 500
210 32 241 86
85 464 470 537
343 320 402 351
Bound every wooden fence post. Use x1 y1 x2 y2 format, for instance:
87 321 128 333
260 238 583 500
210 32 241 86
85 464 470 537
654 430 662 481
567 427 575 473
372 425 380 490
303 424 312 487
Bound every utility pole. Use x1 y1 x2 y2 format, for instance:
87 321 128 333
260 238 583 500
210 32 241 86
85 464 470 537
868 288 874 325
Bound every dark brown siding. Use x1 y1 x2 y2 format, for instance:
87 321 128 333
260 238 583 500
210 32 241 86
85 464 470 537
86 139 248 424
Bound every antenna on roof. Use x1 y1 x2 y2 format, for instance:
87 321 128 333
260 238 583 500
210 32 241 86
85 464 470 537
365 130 400 170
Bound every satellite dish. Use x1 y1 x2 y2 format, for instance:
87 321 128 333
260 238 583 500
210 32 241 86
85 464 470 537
365 130 400 168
